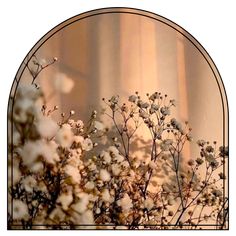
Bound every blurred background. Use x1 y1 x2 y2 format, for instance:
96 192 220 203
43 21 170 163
19 10 227 160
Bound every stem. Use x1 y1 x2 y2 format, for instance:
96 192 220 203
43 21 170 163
112 111 131 166
169 147 184 211
175 207 187 226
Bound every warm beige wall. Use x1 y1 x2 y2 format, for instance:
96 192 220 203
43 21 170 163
35 12 224 158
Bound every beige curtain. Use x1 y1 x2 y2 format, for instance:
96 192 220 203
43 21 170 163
36 12 224 159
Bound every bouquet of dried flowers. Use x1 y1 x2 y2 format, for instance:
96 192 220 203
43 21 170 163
8 56 228 229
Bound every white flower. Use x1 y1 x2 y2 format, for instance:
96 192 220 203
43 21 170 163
44 140 60 164
12 199 29 220
37 116 58 138
88 162 97 171
101 189 112 202
13 85 41 123
68 119 76 127
89 194 98 203
107 146 124 163
117 193 133 212
111 164 121 176
36 140 58 163
54 73 74 94
73 135 93 152
64 164 81 184
68 150 82 167
144 198 154 210
13 98 35 123
99 169 111 182
95 208 101 214
75 120 84 129
57 191 73 210
55 124 74 148
72 193 90 214
30 162 44 173
19 141 42 171
79 210 94 225
85 181 95 190
20 140 59 171
121 160 129 168
39 140 59 165
22 176 37 193
17 84 41 101
49 207 66 222
115 154 124 163
94 121 104 131
19 141 43 172
74 135 84 144
100 151 111 164
108 146 119 156
81 138 93 151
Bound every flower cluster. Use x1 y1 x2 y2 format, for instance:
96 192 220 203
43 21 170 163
8 56 228 230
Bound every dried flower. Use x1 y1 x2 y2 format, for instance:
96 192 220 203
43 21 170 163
55 124 73 148
22 176 37 193
197 140 206 147
101 189 112 202
37 116 58 139
117 193 133 212
149 92 159 101
206 145 214 153
99 169 111 182
111 164 121 176
196 158 204 165
128 95 137 103
72 193 90 214
9 75 228 229
85 181 95 190
81 138 93 151
160 106 170 116
54 73 74 94
101 151 111 164
12 200 29 220
57 191 73 210
64 165 81 184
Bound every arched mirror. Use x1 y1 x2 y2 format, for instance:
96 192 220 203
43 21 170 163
8 8 228 230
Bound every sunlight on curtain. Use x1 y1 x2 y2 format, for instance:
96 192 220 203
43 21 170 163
37 12 223 160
